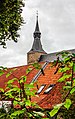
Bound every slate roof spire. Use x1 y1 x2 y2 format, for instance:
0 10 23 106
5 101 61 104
34 11 40 34
30 11 45 52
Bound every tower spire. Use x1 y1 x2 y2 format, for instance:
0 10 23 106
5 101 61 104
35 11 39 31
27 12 46 64
31 11 45 52
35 11 39 32
34 11 41 38
36 10 38 20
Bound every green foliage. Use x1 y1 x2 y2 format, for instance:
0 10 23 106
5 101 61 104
0 0 24 48
59 66 70 72
50 52 75 118
32 62 41 69
0 70 4 76
0 66 7 76
58 73 72 82
10 109 26 118
64 57 71 63
70 87 75 94
0 68 46 119
26 68 32 74
1 52 75 118
6 72 11 78
50 107 59 117
7 78 18 85
50 103 64 117
64 99 72 110
65 81 71 86
73 80 75 86
73 63 75 72
0 88 4 93
63 86 71 90
6 70 15 78
56 51 69 58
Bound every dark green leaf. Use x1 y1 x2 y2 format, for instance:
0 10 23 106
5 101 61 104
72 53 75 57
66 81 71 86
73 78 75 80
73 63 75 72
0 0 24 47
64 57 71 63
11 109 25 117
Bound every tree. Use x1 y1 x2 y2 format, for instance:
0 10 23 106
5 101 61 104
1 52 75 119
0 66 46 119
0 0 24 48
50 51 75 118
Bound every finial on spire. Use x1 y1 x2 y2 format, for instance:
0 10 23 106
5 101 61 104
33 11 41 38
36 10 38 19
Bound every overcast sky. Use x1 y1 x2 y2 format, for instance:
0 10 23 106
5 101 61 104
0 0 75 67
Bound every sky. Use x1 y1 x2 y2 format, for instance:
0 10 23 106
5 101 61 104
0 0 75 67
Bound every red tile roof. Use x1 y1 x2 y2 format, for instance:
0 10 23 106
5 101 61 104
0 62 63 109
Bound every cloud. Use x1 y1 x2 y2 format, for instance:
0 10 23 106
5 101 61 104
0 0 75 67
36 0 75 52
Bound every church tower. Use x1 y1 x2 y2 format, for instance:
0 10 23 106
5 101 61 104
27 12 46 64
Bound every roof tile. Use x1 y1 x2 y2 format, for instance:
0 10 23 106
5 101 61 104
0 62 63 109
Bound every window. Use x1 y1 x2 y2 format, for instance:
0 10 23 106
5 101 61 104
44 84 55 94
37 84 46 94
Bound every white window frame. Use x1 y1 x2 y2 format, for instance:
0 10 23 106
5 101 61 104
44 84 55 94
37 84 46 94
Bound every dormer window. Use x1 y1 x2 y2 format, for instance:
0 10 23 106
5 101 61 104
37 84 46 94
44 84 55 94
